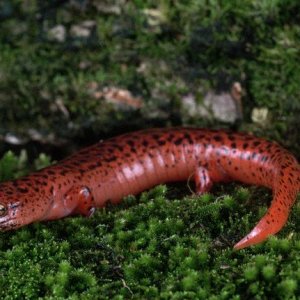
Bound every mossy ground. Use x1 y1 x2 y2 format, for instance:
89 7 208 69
0 1 300 299
0 151 300 299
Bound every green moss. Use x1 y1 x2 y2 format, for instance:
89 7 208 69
262 264 276 281
0 0 299 140
1 146 300 298
277 279 298 298
244 266 259 282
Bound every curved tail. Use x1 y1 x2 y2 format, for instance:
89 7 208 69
234 167 300 250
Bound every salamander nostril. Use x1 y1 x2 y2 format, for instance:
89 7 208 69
9 203 20 209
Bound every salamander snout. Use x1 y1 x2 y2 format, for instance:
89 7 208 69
0 201 24 231
0 183 36 231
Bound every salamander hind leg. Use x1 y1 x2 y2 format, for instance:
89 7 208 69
64 186 96 217
194 166 213 194
194 159 231 195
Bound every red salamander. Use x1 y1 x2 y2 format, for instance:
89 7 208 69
0 128 299 249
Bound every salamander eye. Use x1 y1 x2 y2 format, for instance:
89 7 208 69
0 204 7 216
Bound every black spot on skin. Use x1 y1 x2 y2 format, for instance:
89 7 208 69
17 187 29 193
174 138 183 145
253 141 261 147
47 169 56 175
261 156 268 162
130 147 137 153
266 144 272 150
167 133 175 141
142 140 149 147
87 164 98 170
152 134 160 140
228 135 235 141
231 142 237 149
243 143 248 149
105 155 117 163
220 146 229 154
158 140 166 146
183 133 193 144
203 162 209 168
213 135 223 142
127 140 135 147
12 181 19 187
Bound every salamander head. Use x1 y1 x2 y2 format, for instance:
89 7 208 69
0 199 22 230
0 181 51 231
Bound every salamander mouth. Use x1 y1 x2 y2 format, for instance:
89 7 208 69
0 202 23 231
0 217 18 231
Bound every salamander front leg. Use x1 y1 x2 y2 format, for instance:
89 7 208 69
194 166 213 194
64 186 96 217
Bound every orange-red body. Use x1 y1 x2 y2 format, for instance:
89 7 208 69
0 128 299 249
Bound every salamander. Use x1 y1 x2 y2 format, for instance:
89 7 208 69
0 128 299 249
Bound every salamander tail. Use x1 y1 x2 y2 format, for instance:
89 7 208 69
234 192 295 250
233 217 284 250
234 161 299 250
233 207 290 250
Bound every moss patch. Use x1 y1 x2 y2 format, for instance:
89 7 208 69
0 152 299 299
